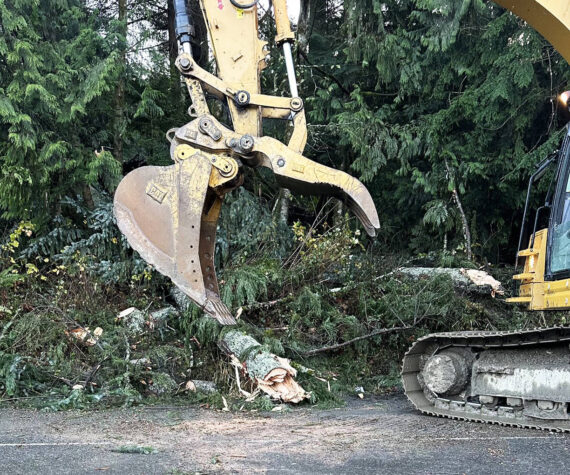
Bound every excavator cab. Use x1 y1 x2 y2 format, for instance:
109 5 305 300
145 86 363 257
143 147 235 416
508 121 570 309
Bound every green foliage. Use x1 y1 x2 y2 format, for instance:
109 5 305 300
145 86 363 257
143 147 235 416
221 264 269 310
2 0 570 412
217 188 293 267
0 352 27 397
302 0 570 260
0 0 124 220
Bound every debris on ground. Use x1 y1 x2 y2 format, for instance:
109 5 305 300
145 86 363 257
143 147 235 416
148 306 178 331
112 445 157 455
65 326 103 347
171 286 193 313
147 372 177 396
185 380 218 394
116 307 146 335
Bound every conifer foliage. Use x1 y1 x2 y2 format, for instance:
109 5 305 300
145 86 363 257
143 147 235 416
0 0 125 221
1 0 570 407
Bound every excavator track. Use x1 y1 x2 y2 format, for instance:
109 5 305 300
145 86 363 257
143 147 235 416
402 326 570 432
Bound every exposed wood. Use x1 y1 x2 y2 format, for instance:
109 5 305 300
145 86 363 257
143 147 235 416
219 330 309 403
301 326 412 357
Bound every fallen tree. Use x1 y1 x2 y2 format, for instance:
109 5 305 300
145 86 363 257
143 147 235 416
219 330 309 403
300 325 413 357
396 267 504 297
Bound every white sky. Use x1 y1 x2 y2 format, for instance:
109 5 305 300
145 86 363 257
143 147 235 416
259 0 300 25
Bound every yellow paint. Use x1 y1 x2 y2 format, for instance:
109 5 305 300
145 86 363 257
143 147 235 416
198 0 266 136
507 228 547 309
273 0 294 44
508 228 570 310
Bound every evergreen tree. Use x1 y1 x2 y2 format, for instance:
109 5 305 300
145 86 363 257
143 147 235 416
297 0 570 260
0 0 122 222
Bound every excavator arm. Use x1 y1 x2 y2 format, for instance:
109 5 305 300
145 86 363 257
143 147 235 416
114 0 380 324
495 0 570 64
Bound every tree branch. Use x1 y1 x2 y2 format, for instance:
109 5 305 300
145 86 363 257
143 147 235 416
298 50 351 97
300 326 413 356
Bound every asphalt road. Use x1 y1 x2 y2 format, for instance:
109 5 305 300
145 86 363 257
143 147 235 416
0 393 568 474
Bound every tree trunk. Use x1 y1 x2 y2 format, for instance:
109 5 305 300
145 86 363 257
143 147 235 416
219 330 309 403
444 157 472 261
396 267 504 297
82 185 95 211
297 0 315 56
113 0 127 164
452 187 472 260
279 188 291 225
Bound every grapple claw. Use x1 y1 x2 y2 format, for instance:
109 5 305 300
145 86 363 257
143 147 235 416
253 137 380 237
272 158 380 237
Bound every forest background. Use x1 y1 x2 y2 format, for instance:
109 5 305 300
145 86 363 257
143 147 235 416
0 0 569 409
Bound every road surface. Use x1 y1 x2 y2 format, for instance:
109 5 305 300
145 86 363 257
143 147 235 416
0 393 568 474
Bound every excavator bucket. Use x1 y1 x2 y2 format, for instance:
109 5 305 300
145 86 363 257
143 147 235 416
114 155 236 325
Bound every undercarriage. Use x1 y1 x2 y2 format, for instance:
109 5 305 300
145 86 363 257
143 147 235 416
402 327 570 431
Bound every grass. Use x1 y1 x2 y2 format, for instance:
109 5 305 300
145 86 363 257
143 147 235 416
113 445 157 455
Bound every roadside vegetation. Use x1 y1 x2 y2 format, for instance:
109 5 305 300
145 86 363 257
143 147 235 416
1 0 569 409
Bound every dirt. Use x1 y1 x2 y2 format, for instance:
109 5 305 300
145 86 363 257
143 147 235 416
1 393 568 474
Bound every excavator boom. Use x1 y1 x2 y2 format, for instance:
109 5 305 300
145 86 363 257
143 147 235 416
495 0 570 64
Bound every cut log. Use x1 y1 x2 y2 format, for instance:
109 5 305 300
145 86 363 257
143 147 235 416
396 267 504 297
219 330 309 403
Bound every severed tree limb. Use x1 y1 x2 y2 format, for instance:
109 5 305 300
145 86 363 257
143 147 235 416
219 330 309 403
300 326 413 357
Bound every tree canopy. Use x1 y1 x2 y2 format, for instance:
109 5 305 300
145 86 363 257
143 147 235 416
1 0 569 264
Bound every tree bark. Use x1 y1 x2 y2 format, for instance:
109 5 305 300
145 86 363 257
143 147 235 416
444 157 472 261
396 267 504 296
219 330 309 403
297 0 315 56
278 188 291 225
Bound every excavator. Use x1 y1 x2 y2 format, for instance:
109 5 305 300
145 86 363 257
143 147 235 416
113 0 570 431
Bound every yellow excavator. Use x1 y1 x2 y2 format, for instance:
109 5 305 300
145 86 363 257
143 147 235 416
114 0 570 430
